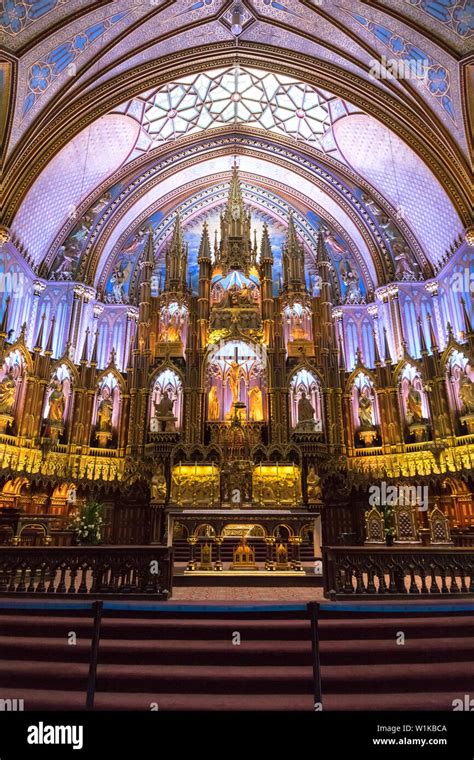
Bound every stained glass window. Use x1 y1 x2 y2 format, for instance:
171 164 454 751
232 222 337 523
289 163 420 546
120 66 349 161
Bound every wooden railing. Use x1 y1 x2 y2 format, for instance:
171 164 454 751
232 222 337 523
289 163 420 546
323 545 474 599
452 532 474 547
0 545 173 599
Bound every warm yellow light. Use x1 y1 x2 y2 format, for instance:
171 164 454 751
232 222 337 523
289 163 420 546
254 464 300 478
172 464 216 477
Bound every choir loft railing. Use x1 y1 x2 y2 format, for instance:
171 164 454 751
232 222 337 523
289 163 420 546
0 545 172 599
323 545 474 599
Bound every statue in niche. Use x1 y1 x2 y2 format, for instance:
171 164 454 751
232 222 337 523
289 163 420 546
298 391 315 423
155 391 174 417
160 313 182 343
248 386 263 421
406 382 423 422
208 386 220 421
307 465 323 504
154 391 176 431
459 374 474 414
47 380 65 423
97 386 113 432
358 387 374 428
0 371 16 414
291 317 307 341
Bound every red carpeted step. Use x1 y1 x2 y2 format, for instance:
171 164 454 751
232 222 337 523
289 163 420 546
93 691 314 711
0 635 92 662
0 659 88 689
322 691 467 711
319 614 474 640
0 614 93 637
0 604 472 711
321 660 474 693
96 663 313 694
97 638 312 666
319 636 474 664
0 688 86 711
100 615 311 640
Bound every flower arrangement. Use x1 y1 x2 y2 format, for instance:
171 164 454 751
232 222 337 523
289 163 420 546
381 504 395 542
69 499 104 545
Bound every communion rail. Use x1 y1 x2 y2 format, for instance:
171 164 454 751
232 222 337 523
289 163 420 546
323 545 474 599
0 545 173 599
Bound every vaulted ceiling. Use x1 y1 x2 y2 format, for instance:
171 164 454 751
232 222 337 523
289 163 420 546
1 0 472 297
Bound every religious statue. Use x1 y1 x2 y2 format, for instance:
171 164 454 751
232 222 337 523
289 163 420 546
291 318 307 341
240 283 251 304
150 464 167 503
154 391 176 431
459 374 474 414
160 314 181 343
155 391 174 417
109 259 132 304
340 259 363 304
248 385 263 421
276 542 288 565
97 388 113 432
231 201 241 221
47 380 65 423
358 387 374 428
298 391 315 423
225 359 242 404
407 382 423 422
208 386 220 421
0 371 16 414
307 465 323 504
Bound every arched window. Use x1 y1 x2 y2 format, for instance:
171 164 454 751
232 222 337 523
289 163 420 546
361 319 374 368
438 291 450 346
111 317 125 370
97 320 109 368
345 319 358 370
282 302 313 349
54 297 68 358
403 297 418 357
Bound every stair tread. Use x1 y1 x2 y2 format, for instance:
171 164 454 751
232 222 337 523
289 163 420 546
93 691 314 710
322 660 474 677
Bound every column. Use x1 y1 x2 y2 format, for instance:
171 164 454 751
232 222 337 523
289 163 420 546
27 281 46 347
214 536 223 571
264 536 276 571
186 536 198 571
289 536 303 571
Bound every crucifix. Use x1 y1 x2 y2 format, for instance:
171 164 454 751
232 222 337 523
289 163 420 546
223 345 252 404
